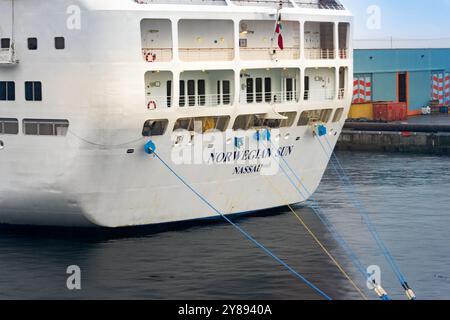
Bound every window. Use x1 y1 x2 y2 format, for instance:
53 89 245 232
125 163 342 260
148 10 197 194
1 38 10 49
174 116 230 133
23 119 69 136
179 80 185 107
55 37 65 50
187 80 195 106
0 118 19 135
198 80 205 106
246 78 254 103
255 78 263 103
217 80 231 105
27 38 38 50
166 80 172 108
233 114 266 130
217 81 221 105
285 78 294 101
25 81 42 101
142 119 168 136
0 81 15 101
298 109 333 126
264 112 297 128
264 78 272 102
332 108 345 122
222 80 231 105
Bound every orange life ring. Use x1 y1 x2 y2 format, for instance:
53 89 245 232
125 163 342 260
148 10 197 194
145 52 156 63
147 100 157 110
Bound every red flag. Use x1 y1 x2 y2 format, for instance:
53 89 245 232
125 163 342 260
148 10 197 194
275 16 284 50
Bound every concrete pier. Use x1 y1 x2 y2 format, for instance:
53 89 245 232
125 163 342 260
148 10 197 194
337 114 450 155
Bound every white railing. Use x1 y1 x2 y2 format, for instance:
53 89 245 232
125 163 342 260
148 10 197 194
240 47 300 60
305 48 335 60
339 48 348 59
142 48 173 62
179 48 234 62
240 91 299 104
146 94 233 109
0 47 17 65
304 89 336 101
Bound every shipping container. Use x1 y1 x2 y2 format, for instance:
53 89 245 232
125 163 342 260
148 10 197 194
373 102 407 122
348 103 373 120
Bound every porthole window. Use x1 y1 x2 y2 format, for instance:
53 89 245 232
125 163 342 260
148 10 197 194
54 37 65 50
1 38 11 49
27 38 38 50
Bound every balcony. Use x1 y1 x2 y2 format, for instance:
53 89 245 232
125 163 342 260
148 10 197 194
240 91 299 105
305 48 335 60
142 48 173 63
179 48 234 62
339 48 348 59
304 89 336 101
178 19 234 62
239 20 300 61
0 47 18 65
240 47 300 61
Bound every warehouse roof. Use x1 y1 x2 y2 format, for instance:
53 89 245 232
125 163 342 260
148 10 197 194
354 38 450 50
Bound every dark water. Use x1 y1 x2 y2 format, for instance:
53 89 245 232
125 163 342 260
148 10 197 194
0 152 449 300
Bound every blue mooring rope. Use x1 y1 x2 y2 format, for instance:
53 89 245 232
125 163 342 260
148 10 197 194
316 135 416 300
148 148 332 300
269 141 391 300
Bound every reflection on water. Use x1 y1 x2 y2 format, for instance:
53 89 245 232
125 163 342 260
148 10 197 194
0 151 449 300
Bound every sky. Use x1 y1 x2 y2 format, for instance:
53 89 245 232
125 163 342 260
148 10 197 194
341 0 450 40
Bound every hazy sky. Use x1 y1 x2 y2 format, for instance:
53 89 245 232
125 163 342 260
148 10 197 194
341 0 450 39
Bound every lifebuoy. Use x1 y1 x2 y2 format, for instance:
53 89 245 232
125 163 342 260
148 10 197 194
145 52 156 63
147 100 157 110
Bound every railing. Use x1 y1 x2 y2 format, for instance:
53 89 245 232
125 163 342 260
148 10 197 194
339 48 348 59
146 94 233 109
305 48 335 60
142 48 173 62
179 48 234 62
304 89 336 101
240 47 300 60
240 91 299 104
146 96 172 109
0 47 17 65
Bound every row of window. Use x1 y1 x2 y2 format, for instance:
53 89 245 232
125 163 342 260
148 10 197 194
0 118 69 136
142 108 344 136
0 37 65 50
0 81 42 101
165 80 232 107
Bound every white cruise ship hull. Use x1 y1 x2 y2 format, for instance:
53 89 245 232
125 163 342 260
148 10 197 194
0 0 353 227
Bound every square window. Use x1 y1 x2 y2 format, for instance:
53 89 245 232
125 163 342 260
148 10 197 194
55 37 65 50
28 38 38 50
0 82 15 101
1 38 10 49
25 81 42 101
239 39 247 48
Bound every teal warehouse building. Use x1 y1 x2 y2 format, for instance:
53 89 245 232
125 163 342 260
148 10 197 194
353 46 450 115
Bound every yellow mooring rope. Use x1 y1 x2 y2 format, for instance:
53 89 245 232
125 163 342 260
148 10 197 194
264 177 369 300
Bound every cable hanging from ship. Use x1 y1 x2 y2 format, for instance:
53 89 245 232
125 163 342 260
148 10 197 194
266 140 391 300
143 140 333 300
313 130 416 300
